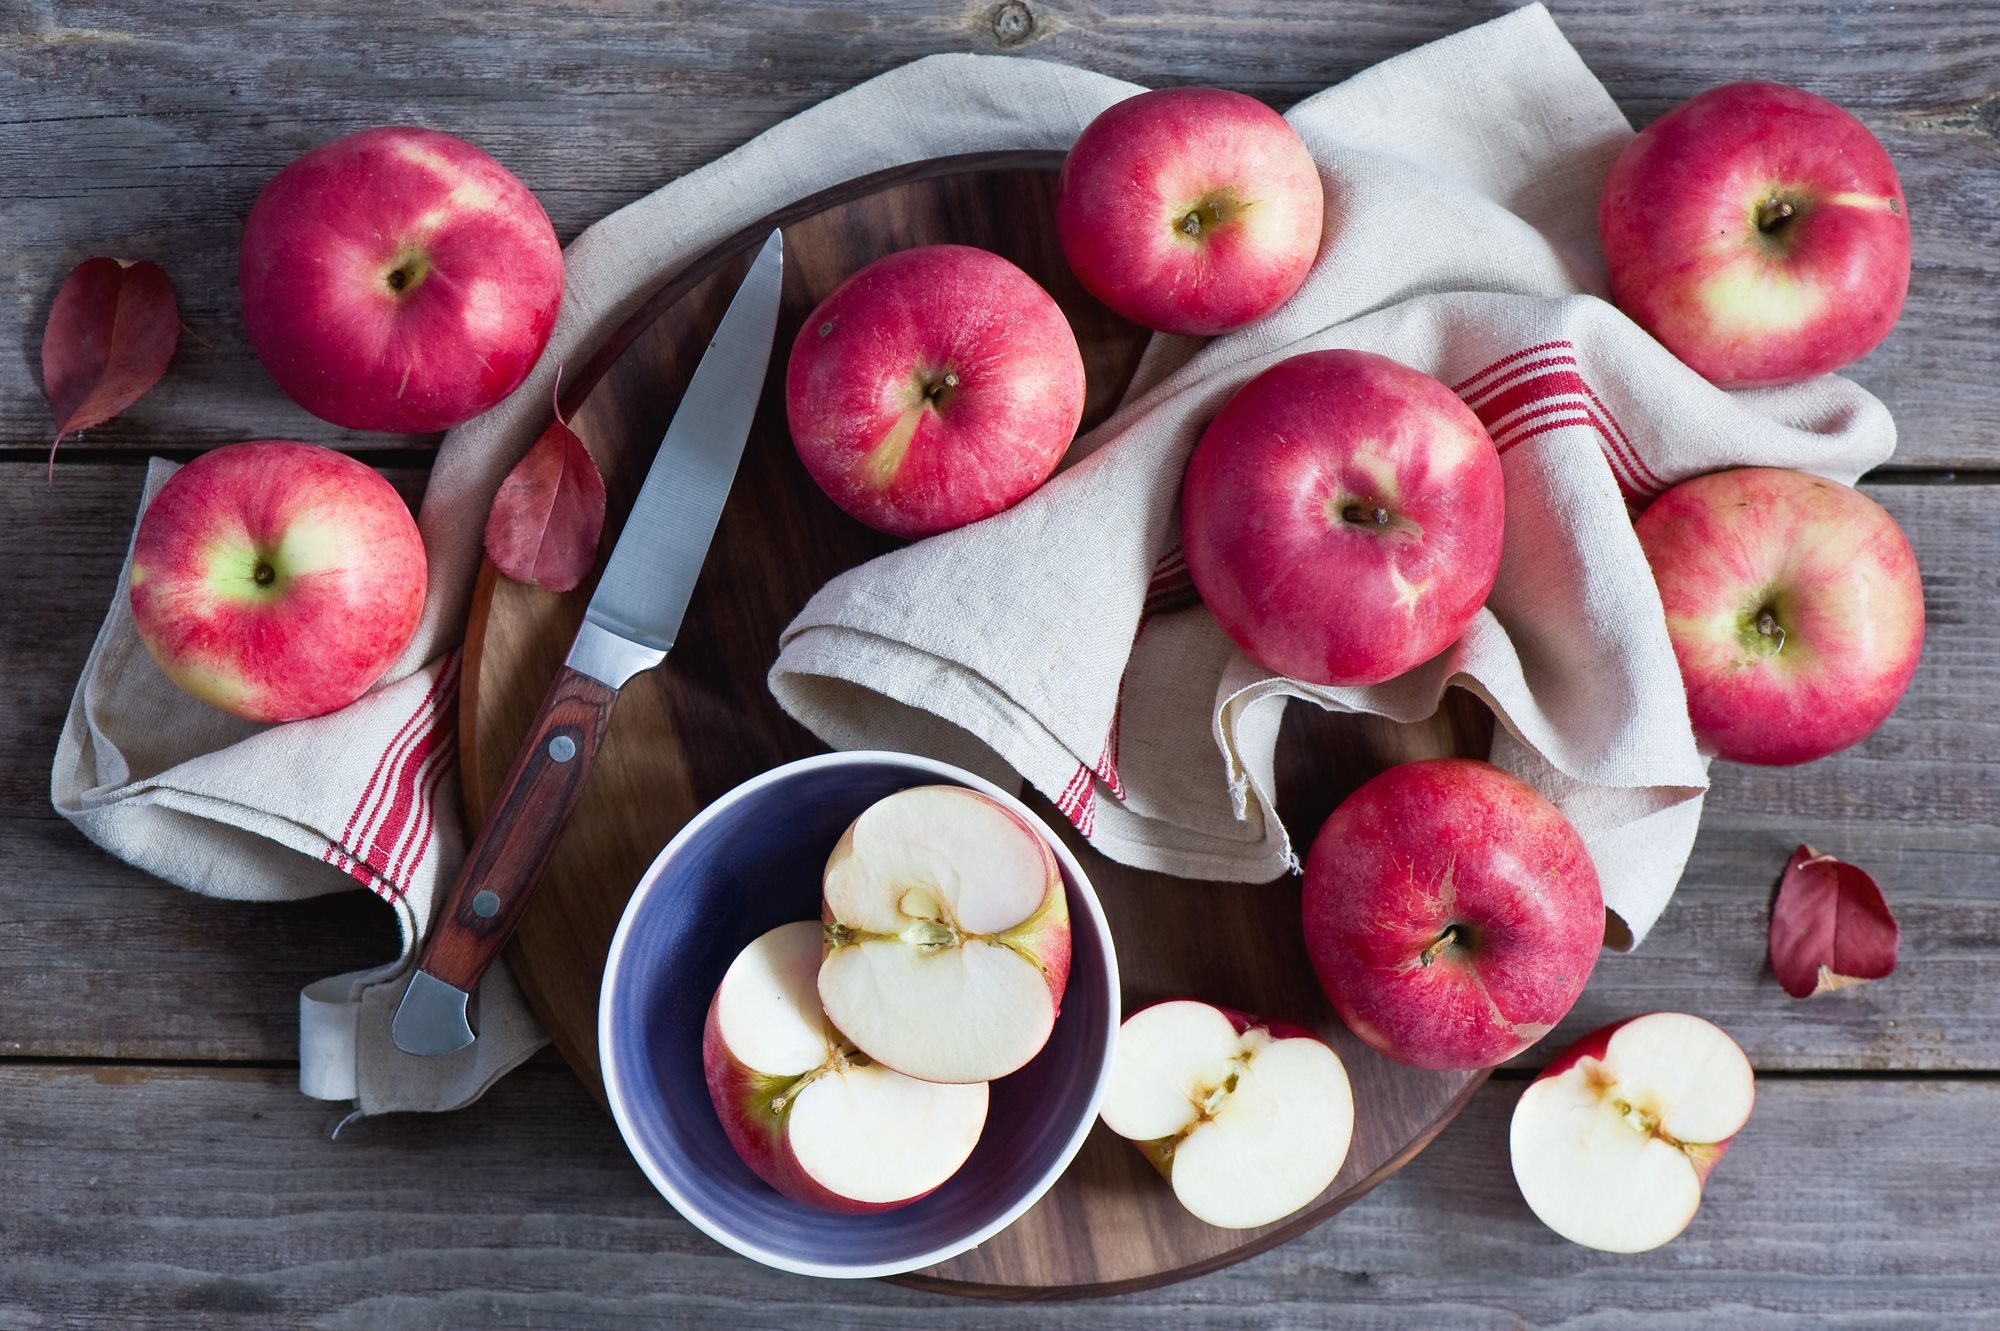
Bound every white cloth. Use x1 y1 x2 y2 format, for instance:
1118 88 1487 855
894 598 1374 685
48 4 1896 1116
767 4 1895 948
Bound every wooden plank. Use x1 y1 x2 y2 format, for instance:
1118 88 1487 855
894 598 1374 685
2 0 1995 462
0 1062 1994 1327
1 468 1993 1067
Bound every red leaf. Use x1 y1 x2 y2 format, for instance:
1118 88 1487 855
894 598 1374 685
483 387 606 594
1769 845 1900 999
40 257 180 467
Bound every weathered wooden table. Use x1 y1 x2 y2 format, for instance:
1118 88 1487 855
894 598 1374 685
6 2 1997 1325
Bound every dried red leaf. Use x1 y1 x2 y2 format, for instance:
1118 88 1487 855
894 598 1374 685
1769 845 1900 999
40 257 180 467
483 385 606 594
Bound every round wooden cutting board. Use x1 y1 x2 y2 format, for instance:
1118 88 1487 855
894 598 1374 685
461 151 1496 1298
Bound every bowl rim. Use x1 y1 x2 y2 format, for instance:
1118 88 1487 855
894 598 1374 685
597 748 1122 1279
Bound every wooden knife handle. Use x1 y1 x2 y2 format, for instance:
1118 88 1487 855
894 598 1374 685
416 664 618 995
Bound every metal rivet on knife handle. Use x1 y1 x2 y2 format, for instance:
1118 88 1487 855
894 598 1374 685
547 734 577 763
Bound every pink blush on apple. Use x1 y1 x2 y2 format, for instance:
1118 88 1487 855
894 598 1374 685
129 441 427 723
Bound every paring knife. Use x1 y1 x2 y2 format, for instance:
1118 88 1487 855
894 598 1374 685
392 228 786 1056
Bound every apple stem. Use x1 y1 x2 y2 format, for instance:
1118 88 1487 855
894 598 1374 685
1756 198 1797 234
1180 211 1203 237
1756 609 1786 654
1419 925 1461 968
252 562 275 587
1342 504 1391 527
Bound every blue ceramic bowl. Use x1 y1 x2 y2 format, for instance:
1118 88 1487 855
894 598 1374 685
598 750 1121 1279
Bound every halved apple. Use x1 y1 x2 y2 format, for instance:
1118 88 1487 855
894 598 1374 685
817 785 1071 1084
702 921 989 1212
1099 1000 1354 1229
1510 1012 1755 1252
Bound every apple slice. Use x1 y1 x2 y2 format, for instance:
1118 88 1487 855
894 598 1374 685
1099 1000 1354 1230
817 785 1071 1085
1510 1013 1755 1252
703 921 989 1212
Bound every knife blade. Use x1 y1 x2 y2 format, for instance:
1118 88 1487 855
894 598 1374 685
392 228 785 1057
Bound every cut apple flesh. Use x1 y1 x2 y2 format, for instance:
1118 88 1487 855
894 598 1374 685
818 785 1069 1084
708 921 988 1208
1510 1012 1754 1253
1100 1000 1354 1230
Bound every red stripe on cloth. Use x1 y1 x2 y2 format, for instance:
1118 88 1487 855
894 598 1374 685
1463 356 1581 413
384 737 460 904
1094 712 1124 802
327 668 438 872
1055 761 1090 814
366 700 458 898
327 652 460 881
1570 373 1664 492
1460 346 1662 497
1467 362 1650 499
1495 414 1595 453
1468 364 1592 426
1496 415 1639 496
1072 783 1097 838
1452 340 1574 394
345 653 461 877
1489 397 1597 442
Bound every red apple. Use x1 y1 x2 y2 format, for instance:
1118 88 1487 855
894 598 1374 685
1301 759 1603 1072
1633 466 1923 766
784 244 1086 539
1056 87 1324 336
1511 1013 1754 1252
704 922 989 1213
1599 82 1910 387
129 441 427 723
818 785 1070 1084
240 127 564 433
1098 1000 1353 1229
1180 349 1504 687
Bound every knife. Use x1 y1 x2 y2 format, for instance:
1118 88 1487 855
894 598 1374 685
392 227 785 1057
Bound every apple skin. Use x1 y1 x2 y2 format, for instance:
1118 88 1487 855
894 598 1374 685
1056 87 1324 336
700 998 906 1215
785 244 1086 539
129 441 427 723
1301 759 1603 1072
1599 82 1910 388
1180 349 1504 686
240 126 564 433
1533 1017 1748 1184
1633 467 1924 766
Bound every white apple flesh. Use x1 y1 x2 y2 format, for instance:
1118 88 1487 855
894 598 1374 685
818 785 1071 1084
1510 1012 1755 1253
1099 1000 1353 1230
703 921 989 1212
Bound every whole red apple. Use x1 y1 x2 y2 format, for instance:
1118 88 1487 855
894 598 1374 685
1180 349 1504 686
1599 82 1910 387
240 127 564 433
1301 758 1603 1072
129 441 428 723
1633 466 1923 766
785 244 1086 539
1056 87 1323 336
